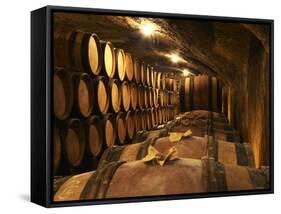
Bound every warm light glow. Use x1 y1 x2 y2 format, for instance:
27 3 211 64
170 53 180 63
182 69 190 77
140 21 157 36
165 52 185 64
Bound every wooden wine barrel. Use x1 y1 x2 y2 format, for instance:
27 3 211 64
75 73 94 117
212 121 233 130
158 107 163 125
54 158 269 201
146 65 151 87
179 116 232 131
159 90 164 107
212 129 240 142
98 135 255 169
54 29 102 75
100 41 116 78
146 109 152 131
148 108 156 129
161 107 167 123
154 108 159 127
133 58 141 84
125 111 135 141
115 49 126 81
108 79 121 113
140 62 147 86
183 76 223 112
102 113 116 148
140 109 147 131
61 118 85 168
183 110 227 122
130 82 138 111
165 78 173 91
144 86 149 108
53 68 74 120
134 110 143 134
53 126 62 175
131 128 169 145
137 85 144 110
148 87 153 108
156 72 162 89
121 81 131 112
172 79 178 91
124 52 134 81
171 124 207 137
116 112 127 145
150 69 157 88
86 115 103 157
152 89 158 107
91 76 109 114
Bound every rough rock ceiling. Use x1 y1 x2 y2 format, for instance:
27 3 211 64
54 12 269 85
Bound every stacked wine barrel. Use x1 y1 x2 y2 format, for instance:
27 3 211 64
53 110 269 201
53 29 180 176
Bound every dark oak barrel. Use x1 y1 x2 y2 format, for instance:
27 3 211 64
144 86 149 108
140 62 147 86
158 107 163 125
61 119 85 168
140 109 147 131
53 126 62 175
148 87 153 108
183 76 223 113
125 111 135 141
212 129 240 142
54 29 102 75
134 110 143 134
54 158 269 201
102 113 116 148
150 69 157 89
171 123 206 137
115 49 126 81
149 108 156 129
97 134 255 169
130 82 138 111
100 41 116 78
156 72 164 89
53 68 74 120
108 79 121 113
138 85 144 110
116 112 127 145
152 89 158 107
124 52 134 81
86 116 103 158
75 73 94 117
121 81 131 112
133 58 141 84
183 110 227 122
93 76 109 114
146 65 151 87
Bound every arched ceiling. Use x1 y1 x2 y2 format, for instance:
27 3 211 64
54 12 270 86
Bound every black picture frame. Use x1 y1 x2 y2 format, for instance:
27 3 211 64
31 5 274 208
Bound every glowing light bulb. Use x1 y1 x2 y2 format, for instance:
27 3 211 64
182 69 190 77
170 53 180 63
140 22 156 36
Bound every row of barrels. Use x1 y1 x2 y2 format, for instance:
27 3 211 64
54 68 178 120
53 106 177 175
54 29 178 91
53 110 269 201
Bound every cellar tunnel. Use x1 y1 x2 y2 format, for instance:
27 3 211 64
53 10 270 180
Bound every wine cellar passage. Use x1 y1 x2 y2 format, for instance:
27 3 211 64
52 12 271 201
